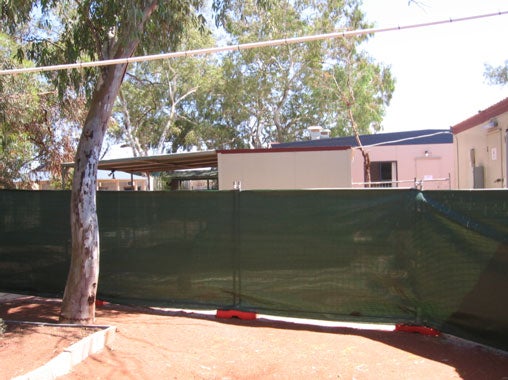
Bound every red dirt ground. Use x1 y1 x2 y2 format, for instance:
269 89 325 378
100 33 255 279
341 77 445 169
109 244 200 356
1 296 508 379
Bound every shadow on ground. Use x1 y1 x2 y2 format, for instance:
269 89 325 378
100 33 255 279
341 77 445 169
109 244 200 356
1 297 507 380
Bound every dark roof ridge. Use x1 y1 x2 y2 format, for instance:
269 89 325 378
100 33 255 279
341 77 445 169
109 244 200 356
274 129 452 148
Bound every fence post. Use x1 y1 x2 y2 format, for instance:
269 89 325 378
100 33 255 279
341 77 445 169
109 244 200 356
232 188 241 307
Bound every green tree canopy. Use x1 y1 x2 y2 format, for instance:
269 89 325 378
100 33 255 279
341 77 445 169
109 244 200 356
484 61 508 86
108 0 394 152
110 26 220 156
0 33 83 188
209 0 394 148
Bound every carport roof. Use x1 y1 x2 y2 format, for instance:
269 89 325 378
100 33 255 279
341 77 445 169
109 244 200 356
62 150 218 174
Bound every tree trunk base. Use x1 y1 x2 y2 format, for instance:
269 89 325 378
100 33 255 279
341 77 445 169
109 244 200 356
59 314 95 325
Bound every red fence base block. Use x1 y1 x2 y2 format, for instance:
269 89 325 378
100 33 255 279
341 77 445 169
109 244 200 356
395 323 440 336
216 309 257 320
95 299 108 307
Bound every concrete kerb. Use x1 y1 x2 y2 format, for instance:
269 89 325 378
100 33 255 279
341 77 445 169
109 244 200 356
1 293 116 380
11 324 116 380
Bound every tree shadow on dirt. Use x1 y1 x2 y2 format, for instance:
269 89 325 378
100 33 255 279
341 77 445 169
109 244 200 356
210 314 508 380
96 301 508 380
2 297 507 380
0 297 60 323
92 300 508 379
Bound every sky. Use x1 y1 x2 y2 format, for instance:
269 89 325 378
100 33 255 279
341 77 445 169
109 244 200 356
359 0 508 133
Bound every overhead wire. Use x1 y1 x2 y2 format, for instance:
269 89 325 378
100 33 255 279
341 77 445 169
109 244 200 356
351 130 452 149
0 10 507 76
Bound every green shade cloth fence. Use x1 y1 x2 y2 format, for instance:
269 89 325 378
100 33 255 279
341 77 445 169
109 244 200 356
0 189 507 350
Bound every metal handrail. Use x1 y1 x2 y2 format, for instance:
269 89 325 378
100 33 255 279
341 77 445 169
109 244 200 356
352 175 451 190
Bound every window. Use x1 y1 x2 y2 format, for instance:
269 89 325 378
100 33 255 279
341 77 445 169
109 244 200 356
369 161 397 187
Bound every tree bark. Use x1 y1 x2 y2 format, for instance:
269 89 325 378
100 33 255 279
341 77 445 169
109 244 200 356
59 63 129 324
361 149 371 186
348 107 371 186
58 0 159 324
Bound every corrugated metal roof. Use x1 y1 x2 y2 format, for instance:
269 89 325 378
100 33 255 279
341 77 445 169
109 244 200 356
451 97 508 134
62 150 218 174
273 129 453 149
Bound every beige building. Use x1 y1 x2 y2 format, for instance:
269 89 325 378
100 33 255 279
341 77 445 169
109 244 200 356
452 97 508 189
217 147 352 190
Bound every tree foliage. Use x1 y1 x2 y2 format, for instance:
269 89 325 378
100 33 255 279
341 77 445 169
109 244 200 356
110 0 394 152
484 61 508 86
110 27 220 155
313 39 394 137
2 0 208 98
0 33 83 188
206 0 394 147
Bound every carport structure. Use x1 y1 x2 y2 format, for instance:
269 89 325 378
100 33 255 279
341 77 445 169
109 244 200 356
61 150 218 189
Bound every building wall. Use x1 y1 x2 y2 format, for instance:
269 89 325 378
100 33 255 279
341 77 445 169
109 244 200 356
454 112 508 189
351 143 456 189
218 148 352 190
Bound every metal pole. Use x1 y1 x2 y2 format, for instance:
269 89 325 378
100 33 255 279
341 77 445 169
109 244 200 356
1 12 507 76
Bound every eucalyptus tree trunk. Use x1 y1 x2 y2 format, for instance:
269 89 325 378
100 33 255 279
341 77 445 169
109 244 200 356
58 0 158 324
59 63 129 324
348 107 371 186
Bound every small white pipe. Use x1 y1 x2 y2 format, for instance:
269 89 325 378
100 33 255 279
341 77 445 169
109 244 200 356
0 11 506 76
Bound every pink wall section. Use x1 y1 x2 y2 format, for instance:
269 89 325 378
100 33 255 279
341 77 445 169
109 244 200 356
351 143 456 189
